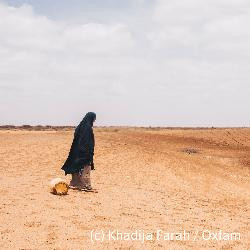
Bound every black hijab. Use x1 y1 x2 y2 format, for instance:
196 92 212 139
61 112 96 175
74 112 96 138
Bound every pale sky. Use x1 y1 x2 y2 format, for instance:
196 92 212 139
0 0 249 126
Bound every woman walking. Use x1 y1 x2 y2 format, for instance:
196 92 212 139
61 112 97 192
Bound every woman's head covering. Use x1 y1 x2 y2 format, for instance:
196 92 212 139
81 112 96 127
74 112 96 137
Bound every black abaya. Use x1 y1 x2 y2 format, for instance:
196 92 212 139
61 112 96 175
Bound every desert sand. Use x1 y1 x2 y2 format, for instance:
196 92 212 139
0 127 249 249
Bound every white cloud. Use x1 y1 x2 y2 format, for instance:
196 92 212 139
150 0 250 55
0 1 249 126
64 23 134 56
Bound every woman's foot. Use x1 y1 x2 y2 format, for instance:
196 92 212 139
69 173 81 189
68 185 79 190
79 185 98 193
69 180 81 190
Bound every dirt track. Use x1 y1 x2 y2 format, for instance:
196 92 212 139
0 128 249 249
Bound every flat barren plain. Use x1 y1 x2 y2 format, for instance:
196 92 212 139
0 127 249 249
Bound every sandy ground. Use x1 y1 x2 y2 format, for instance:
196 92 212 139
0 128 249 250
